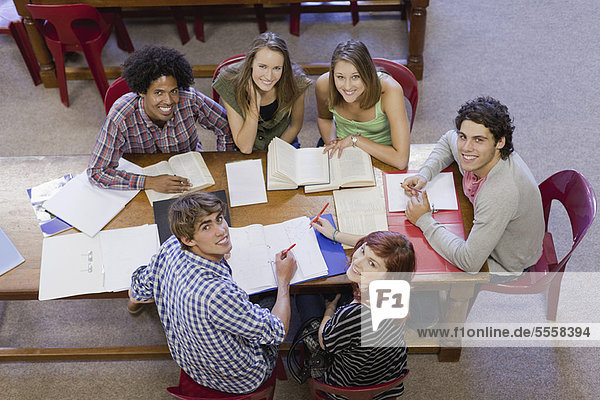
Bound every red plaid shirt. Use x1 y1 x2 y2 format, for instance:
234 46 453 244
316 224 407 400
88 88 234 189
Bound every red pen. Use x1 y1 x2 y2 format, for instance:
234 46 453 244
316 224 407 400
311 202 330 224
281 243 296 258
409 186 422 193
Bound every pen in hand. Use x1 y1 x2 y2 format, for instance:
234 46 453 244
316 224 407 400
281 243 296 259
311 202 330 225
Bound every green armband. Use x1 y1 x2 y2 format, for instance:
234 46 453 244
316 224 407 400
332 229 339 243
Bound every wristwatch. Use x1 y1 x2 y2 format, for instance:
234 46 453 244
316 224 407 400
351 134 360 147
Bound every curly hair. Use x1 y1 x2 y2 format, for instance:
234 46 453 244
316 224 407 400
455 96 515 159
122 46 195 94
168 192 225 251
328 40 381 110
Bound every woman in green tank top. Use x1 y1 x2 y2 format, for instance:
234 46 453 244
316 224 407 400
315 40 410 169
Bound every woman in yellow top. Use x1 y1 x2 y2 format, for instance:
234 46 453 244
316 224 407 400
213 32 311 153
315 40 410 169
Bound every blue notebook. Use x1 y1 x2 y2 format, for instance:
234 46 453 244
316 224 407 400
313 213 348 278
0 226 25 276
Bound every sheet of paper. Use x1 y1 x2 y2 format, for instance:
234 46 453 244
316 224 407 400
333 186 389 237
385 171 458 212
43 158 141 237
100 224 160 292
0 226 25 276
226 159 268 207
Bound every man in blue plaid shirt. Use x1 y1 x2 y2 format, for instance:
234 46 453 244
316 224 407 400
88 46 235 193
128 191 296 393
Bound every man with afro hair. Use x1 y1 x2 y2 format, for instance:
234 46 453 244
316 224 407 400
402 96 544 279
88 46 234 193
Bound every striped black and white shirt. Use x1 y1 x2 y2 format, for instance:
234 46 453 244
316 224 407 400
321 302 407 399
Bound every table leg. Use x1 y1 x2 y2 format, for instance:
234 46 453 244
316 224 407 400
13 0 58 88
438 282 476 362
406 0 428 80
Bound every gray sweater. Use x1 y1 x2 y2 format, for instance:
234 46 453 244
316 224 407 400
415 130 545 273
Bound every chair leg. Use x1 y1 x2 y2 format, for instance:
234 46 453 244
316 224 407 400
350 1 359 25
254 4 267 33
192 7 205 42
8 21 42 86
546 273 564 321
81 47 109 101
289 3 300 36
107 8 135 53
51 49 69 107
171 6 191 45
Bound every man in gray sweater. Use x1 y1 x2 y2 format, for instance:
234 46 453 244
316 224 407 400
402 97 544 276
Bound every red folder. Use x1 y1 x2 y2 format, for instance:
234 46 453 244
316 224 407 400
383 169 466 274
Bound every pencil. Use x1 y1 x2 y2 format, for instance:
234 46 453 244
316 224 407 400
281 243 296 258
402 182 422 193
311 202 330 224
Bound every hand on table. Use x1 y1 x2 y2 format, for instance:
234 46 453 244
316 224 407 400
144 175 191 193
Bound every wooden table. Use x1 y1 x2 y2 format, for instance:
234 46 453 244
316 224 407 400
0 150 481 362
13 0 429 88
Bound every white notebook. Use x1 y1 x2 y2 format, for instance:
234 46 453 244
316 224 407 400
39 224 159 300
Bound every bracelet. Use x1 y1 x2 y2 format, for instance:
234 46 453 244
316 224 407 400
332 229 339 243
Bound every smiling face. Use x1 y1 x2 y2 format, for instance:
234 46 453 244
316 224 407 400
140 75 179 128
333 60 365 104
346 243 388 284
251 47 284 94
457 120 506 179
180 211 232 262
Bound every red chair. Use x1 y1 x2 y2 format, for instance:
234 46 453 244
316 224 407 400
308 370 409 400
0 1 41 85
469 170 596 321
372 58 418 131
167 367 276 400
104 76 132 115
25 4 135 107
212 54 246 103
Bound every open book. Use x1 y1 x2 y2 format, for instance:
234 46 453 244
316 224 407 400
267 137 330 190
226 216 329 294
333 186 389 247
39 225 159 300
304 146 375 193
143 151 215 204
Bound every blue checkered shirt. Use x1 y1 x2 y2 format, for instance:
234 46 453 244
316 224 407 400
130 235 285 393
88 88 234 190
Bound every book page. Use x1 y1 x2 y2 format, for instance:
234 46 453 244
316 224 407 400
294 148 329 185
333 187 389 236
263 216 328 283
99 224 160 292
267 142 297 190
168 152 215 189
332 147 374 186
228 224 274 293
385 171 458 212
226 159 268 207
142 161 176 204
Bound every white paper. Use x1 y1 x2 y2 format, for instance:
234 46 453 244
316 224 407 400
39 224 159 300
227 216 328 294
226 159 268 207
385 171 458 212
43 158 141 237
